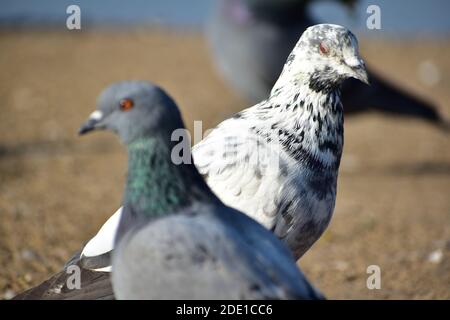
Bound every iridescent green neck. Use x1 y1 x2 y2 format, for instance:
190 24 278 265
124 136 215 219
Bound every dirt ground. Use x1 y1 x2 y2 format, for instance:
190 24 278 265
0 29 449 299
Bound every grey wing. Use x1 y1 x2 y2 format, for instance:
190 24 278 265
13 251 114 300
222 207 324 299
271 180 335 260
193 120 283 229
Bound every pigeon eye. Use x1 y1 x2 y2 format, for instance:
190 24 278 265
319 42 329 55
119 98 134 111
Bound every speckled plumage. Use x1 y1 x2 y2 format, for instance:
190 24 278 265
195 24 366 259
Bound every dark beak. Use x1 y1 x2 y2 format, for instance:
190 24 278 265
78 110 104 135
79 119 98 135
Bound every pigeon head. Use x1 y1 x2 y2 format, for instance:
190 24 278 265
79 81 184 144
276 24 369 93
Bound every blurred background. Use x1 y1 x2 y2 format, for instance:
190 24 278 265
0 0 449 299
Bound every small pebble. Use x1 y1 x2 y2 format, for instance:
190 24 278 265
3 289 16 300
334 260 349 271
427 249 443 264
24 273 33 282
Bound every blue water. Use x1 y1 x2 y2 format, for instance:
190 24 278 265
1 0 449 37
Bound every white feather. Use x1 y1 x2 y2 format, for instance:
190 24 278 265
81 206 122 271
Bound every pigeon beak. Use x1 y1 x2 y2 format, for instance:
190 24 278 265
79 110 104 135
344 55 369 85
350 63 370 85
343 50 370 85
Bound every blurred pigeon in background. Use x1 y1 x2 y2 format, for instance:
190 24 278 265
16 81 324 300
207 0 447 128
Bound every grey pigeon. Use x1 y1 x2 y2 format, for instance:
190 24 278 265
81 81 323 299
207 0 446 128
15 23 365 299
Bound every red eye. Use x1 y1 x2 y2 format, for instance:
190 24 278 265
119 98 134 111
319 42 329 55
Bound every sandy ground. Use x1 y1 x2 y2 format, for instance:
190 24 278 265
0 29 449 299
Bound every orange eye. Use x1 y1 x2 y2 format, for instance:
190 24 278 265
319 42 329 55
119 98 134 111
